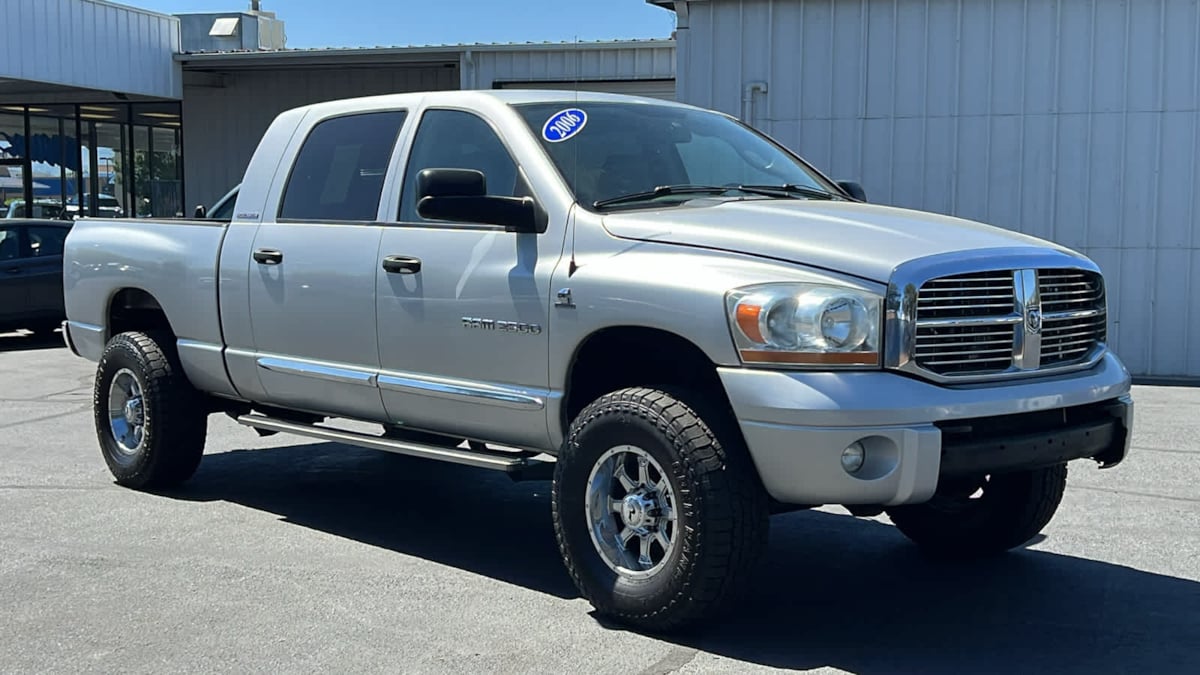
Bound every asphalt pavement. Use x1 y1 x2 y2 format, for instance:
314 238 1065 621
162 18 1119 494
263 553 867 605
1 329 1197 674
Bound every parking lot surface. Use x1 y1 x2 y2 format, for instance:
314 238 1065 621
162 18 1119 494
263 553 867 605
1 330 1197 674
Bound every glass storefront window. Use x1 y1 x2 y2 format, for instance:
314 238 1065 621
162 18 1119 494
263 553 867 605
0 111 28 218
0 102 182 220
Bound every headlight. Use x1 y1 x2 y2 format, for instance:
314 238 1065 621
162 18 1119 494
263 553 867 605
725 283 882 367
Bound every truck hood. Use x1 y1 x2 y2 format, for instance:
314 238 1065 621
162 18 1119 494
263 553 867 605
601 199 1071 283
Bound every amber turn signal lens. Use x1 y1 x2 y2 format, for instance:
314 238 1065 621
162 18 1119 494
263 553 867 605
739 350 879 366
735 303 765 344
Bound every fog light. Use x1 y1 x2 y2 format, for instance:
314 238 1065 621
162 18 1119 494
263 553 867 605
841 442 866 474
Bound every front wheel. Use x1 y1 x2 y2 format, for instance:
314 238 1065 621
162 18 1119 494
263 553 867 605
551 387 769 632
885 464 1068 558
93 331 208 490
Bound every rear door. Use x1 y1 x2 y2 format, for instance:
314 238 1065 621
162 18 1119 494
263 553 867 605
0 225 27 322
23 224 69 318
245 108 409 421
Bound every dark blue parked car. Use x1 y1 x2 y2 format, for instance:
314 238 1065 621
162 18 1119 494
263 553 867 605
0 218 71 335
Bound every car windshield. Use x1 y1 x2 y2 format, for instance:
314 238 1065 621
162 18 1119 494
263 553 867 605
512 100 837 210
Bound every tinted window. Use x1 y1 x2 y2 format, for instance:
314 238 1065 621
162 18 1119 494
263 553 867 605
0 227 20 261
28 226 68 257
209 188 238 220
399 110 520 223
279 110 407 221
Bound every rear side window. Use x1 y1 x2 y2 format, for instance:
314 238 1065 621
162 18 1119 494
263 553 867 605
278 110 407 222
28 226 68 257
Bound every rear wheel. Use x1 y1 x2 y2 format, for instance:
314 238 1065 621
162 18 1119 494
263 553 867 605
551 387 769 632
93 331 208 490
885 464 1068 558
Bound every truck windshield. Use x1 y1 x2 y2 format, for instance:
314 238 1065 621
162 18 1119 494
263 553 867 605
512 101 839 211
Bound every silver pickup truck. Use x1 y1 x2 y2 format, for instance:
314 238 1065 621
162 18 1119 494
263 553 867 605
62 90 1133 631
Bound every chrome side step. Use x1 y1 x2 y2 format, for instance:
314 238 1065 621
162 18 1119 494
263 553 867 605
235 413 555 480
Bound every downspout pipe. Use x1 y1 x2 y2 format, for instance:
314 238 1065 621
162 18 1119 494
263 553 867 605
742 81 768 128
463 49 477 89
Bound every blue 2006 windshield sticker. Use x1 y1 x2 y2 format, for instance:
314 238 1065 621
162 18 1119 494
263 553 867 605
542 108 587 142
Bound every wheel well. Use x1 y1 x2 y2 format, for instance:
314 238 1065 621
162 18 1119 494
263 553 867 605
562 327 735 433
108 288 173 340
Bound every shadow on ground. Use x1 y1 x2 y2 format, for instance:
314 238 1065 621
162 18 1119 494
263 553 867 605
171 441 1198 673
0 329 65 353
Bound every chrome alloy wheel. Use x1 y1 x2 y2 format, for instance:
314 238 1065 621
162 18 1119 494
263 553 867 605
584 445 679 578
107 368 146 455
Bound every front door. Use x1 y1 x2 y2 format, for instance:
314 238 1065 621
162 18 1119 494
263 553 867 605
375 108 565 449
246 109 409 421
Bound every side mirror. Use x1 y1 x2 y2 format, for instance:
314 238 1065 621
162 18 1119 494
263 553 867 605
415 168 543 233
193 204 207 218
837 180 867 202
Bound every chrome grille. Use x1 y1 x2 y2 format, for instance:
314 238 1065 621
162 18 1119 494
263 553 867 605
1038 269 1107 366
910 267 1106 379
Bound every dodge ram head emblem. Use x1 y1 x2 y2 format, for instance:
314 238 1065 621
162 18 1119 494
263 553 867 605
1026 307 1043 334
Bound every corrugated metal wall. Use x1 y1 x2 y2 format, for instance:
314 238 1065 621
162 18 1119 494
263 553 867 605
674 0 1200 378
466 42 676 96
0 0 180 99
182 65 458 211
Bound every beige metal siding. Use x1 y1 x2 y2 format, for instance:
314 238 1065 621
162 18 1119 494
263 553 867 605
0 0 180 99
495 78 676 100
182 65 457 211
675 0 1200 378
467 42 676 97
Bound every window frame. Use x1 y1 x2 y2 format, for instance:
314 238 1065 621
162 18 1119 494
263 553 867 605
388 106 540 231
274 108 410 225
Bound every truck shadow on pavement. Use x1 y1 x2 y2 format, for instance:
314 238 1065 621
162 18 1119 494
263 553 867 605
175 442 1198 674
0 330 65 352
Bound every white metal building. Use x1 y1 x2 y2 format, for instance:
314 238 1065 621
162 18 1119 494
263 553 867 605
1 0 185 219
178 39 676 211
653 0 1200 380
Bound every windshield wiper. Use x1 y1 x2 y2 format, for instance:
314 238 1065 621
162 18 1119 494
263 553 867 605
592 183 838 209
592 184 736 209
733 184 838 200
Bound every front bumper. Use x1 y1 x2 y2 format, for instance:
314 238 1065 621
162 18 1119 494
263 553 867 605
719 351 1133 507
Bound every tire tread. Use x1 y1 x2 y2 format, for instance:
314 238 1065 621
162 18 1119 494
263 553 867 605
552 386 768 631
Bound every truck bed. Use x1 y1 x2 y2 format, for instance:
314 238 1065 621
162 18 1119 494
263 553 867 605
62 217 236 397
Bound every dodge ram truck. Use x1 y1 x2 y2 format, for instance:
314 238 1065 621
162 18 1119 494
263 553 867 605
61 90 1134 631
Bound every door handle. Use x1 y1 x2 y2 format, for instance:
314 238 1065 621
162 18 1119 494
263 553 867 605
252 249 283 265
4 267 20 275
382 255 421 274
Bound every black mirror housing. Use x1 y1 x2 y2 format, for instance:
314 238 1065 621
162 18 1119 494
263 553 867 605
417 194 541 232
417 168 487 199
837 180 867 202
414 167 544 233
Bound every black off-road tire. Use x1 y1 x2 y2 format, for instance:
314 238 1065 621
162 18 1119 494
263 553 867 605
93 331 208 490
551 387 769 633
885 463 1068 558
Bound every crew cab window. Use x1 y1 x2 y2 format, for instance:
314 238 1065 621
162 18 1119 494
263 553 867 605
28 226 67 257
278 110 407 222
0 227 19 260
398 109 520 223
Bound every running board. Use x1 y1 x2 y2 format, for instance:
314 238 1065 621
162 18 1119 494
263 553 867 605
235 413 555 480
